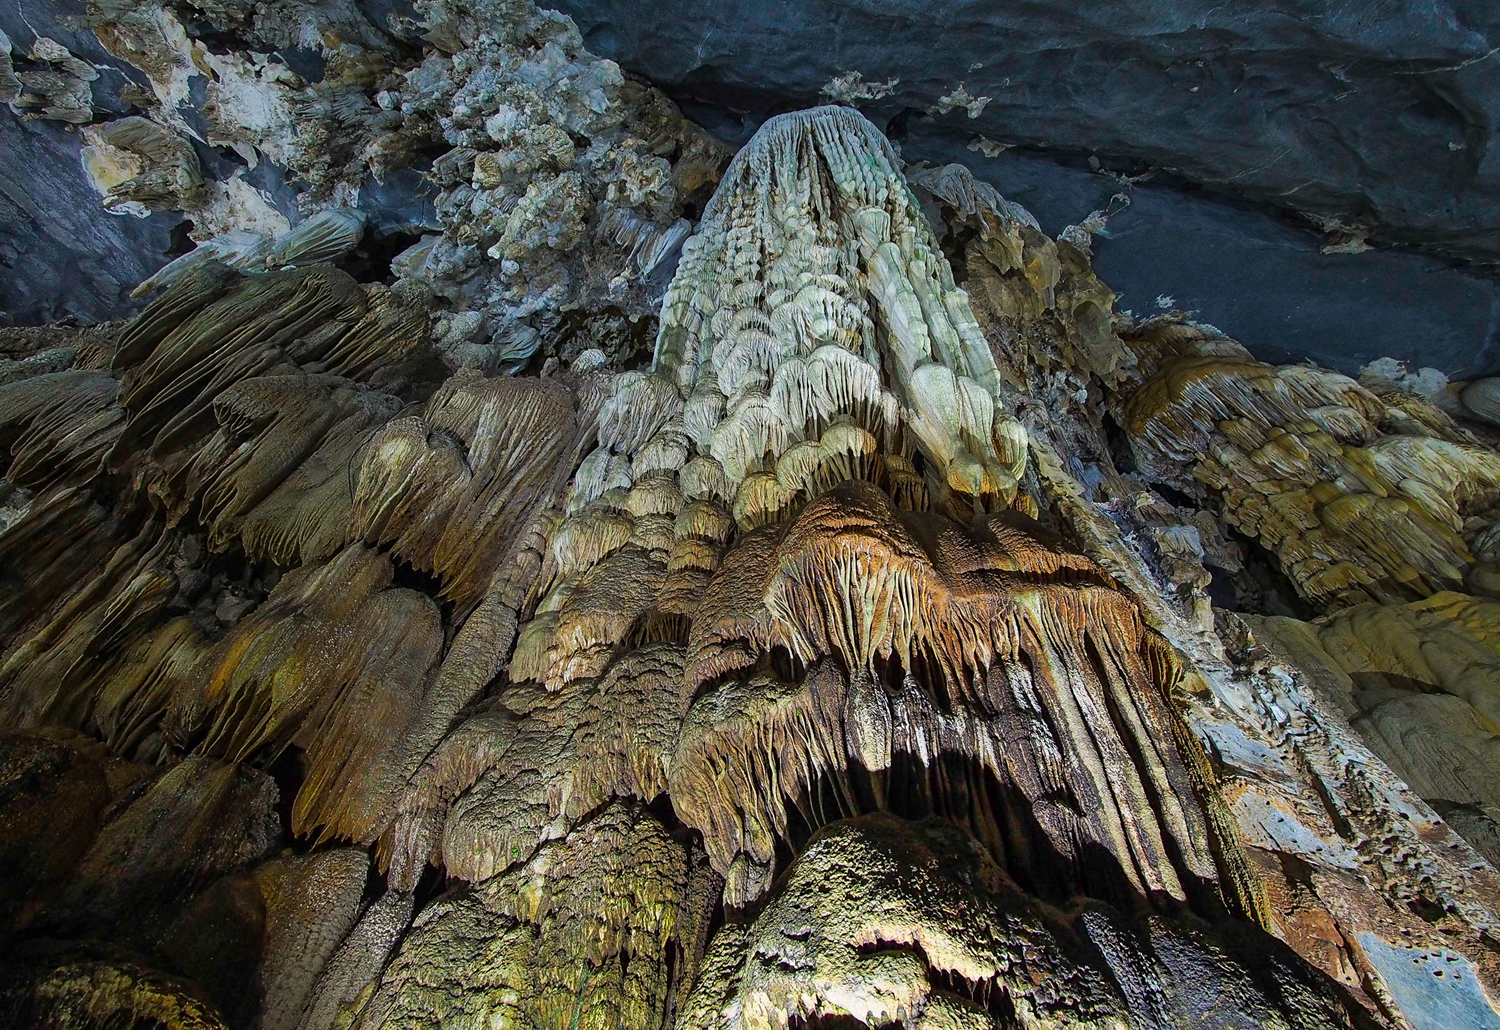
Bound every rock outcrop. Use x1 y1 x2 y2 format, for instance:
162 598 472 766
7 11 1500 1030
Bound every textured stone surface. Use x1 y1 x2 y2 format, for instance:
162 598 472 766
555 0 1500 261
5 0 1500 379
0 110 181 325
11 19 1500 1030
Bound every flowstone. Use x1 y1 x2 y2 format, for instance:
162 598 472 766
5 81 1500 1030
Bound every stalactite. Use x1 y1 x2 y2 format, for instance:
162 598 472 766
6 16 1500 1027
671 480 1220 909
1114 323 1500 609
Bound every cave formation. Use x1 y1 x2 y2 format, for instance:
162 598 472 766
5 3 1500 1029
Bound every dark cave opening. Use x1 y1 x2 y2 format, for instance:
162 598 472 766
1205 523 1316 620
335 229 424 286
1099 411 1137 476
164 220 198 260
265 746 309 849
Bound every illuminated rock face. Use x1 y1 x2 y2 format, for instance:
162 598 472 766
680 814 1357 1030
652 105 1026 517
671 480 1221 910
5 71 1500 1030
1113 322 1500 610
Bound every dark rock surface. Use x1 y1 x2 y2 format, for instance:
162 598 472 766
557 0 1500 264
0 0 438 328
0 111 181 327
0 0 180 326
558 0 1500 378
907 124 1500 378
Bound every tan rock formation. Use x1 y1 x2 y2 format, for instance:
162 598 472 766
6 56 1500 1030
358 804 711 1030
672 481 1219 909
1114 323 1500 610
1252 592 1500 865
682 814 1357 1030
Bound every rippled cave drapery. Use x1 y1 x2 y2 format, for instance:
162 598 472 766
7 6 1500 1029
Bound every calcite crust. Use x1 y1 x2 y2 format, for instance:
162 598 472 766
2 12 1500 1030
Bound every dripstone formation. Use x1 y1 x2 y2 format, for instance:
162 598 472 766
5 5 1500 1030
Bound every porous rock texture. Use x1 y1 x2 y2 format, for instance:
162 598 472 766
6 13 1500 1030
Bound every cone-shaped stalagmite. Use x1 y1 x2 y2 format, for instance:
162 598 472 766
7 52 1500 1030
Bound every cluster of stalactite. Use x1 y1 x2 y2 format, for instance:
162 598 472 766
1113 322 1500 608
6 103 1500 1030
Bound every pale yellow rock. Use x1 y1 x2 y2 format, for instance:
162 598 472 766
1116 324 1500 609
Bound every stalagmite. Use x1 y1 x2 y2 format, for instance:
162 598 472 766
357 804 711 1030
681 814 1356 1030
295 889 414 1030
7 11 1500 1027
0 952 230 1030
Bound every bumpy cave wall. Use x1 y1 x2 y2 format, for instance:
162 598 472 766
7 3 1500 1030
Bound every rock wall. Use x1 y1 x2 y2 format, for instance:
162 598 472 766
6 0 1500 377
553 0 1500 379
6 4 1500 1030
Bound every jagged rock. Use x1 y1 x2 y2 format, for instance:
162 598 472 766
134 209 370 298
81 116 206 215
1114 320 1500 610
156 848 370 1030
1463 377 1500 426
295 888 414 1030
252 849 372 1030
1250 593 1500 863
1 111 181 324
0 730 152 936
37 756 282 944
4 32 98 124
7 57 1500 1030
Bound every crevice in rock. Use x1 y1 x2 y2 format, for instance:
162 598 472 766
335 230 423 286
